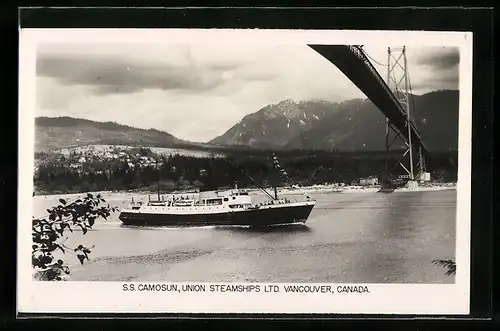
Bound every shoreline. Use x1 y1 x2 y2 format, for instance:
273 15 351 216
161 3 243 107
33 182 456 199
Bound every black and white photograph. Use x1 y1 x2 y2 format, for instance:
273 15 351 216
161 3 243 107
18 28 472 314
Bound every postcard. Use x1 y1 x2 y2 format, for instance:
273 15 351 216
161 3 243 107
18 28 472 315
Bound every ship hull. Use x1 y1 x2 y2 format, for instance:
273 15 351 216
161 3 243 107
119 203 315 227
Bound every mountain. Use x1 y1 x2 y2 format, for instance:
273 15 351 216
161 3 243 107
36 90 459 153
210 90 459 152
210 98 355 149
35 117 188 152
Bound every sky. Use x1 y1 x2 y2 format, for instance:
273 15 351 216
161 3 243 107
36 42 459 142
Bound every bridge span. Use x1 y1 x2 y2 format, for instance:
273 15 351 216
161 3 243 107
308 44 428 182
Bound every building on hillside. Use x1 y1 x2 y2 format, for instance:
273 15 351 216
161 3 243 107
359 176 379 186
420 172 431 182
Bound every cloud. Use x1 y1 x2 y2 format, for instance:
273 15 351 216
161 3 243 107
410 72 458 92
36 53 229 95
36 42 294 99
416 47 460 71
411 47 459 92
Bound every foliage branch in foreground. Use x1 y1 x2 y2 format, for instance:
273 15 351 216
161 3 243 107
432 259 457 276
32 193 116 280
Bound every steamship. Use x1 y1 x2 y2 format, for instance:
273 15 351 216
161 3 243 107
118 186 316 227
118 155 316 227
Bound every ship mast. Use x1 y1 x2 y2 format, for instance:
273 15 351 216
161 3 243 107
227 155 282 200
239 168 277 200
271 153 285 200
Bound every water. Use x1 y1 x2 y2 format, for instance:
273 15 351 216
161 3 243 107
32 190 456 283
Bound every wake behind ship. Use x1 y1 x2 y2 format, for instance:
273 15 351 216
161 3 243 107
118 188 316 227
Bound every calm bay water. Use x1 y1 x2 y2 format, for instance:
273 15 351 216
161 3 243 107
32 190 456 283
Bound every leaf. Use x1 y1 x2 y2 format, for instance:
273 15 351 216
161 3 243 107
77 253 85 265
56 228 63 236
432 259 456 276
59 198 67 205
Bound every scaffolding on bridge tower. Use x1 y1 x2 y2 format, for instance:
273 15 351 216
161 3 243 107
384 46 426 187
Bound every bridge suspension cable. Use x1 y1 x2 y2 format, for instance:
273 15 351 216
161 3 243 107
360 47 388 67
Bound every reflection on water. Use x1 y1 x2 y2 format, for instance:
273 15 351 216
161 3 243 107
118 223 312 233
32 190 457 283
213 223 312 234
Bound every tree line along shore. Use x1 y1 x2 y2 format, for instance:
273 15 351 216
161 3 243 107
33 147 458 196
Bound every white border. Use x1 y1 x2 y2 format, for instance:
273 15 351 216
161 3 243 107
18 28 472 315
